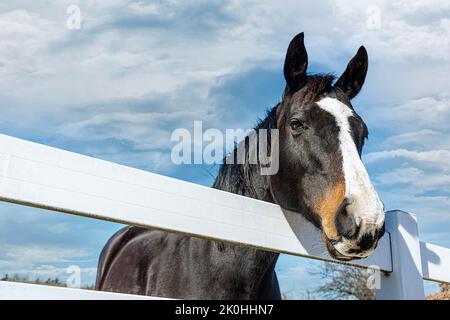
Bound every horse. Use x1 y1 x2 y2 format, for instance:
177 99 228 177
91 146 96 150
95 32 385 299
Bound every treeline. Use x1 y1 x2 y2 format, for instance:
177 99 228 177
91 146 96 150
1 274 94 289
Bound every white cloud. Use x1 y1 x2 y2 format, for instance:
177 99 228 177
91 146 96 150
366 95 450 132
331 0 450 61
374 167 424 185
13 265 97 280
365 149 450 171
0 245 88 265
374 167 450 193
364 147 450 246
0 244 96 285
391 0 450 15
44 223 72 235
0 10 60 83
127 2 167 16
1 1 448 151
381 130 445 149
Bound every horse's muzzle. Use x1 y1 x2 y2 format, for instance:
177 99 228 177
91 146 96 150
323 222 385 261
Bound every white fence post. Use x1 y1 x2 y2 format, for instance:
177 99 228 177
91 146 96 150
376 210 425 300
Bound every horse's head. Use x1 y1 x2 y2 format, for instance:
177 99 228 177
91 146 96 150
270 33 385 261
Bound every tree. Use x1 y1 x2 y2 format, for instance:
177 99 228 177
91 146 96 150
308 262 374 300
309 263 450 300
1 273 95 290
426 283 450 300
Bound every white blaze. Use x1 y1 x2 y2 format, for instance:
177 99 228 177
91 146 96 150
316 97 384 255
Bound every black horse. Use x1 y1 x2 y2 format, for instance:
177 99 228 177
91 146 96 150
95 33 385 299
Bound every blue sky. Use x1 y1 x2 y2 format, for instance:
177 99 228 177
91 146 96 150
0 0 449 297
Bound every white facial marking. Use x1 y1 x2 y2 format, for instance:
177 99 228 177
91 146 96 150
316 97 384 255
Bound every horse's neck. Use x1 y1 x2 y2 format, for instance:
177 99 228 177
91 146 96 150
213 106 278 201
213 162 273 201
212 148 279 294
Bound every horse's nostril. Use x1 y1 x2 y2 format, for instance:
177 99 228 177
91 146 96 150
358 233 375 251
335 199 360 239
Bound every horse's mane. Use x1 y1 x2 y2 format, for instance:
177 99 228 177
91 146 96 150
212 106 277 196
212 73 335 195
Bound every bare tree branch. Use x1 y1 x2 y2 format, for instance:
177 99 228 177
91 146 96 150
308 262 374 300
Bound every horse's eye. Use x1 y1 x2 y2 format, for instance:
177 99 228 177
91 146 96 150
289 119 305 132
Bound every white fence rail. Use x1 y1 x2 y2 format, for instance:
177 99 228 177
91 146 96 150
0 281 164 300
0 134 449 300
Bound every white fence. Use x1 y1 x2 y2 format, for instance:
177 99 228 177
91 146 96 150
0 134 448 300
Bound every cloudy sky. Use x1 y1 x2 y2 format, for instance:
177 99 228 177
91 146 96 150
0 0 449 297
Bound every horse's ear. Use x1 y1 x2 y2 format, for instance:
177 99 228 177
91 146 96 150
284 32 308 93
335 46 368 99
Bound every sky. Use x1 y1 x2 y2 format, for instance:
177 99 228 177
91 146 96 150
0 0 449 297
